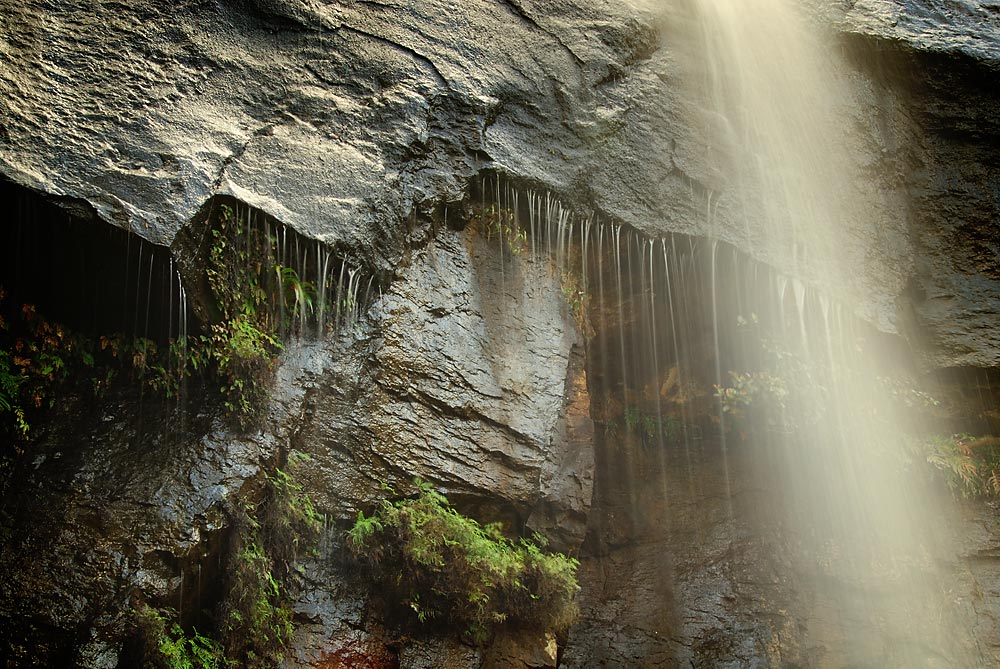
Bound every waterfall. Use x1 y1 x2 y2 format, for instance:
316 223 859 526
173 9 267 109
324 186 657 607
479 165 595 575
683 0 974 664
474 90 976 652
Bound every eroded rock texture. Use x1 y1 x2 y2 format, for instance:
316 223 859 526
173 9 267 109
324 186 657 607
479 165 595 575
1 0 997 355
279 225 592 667
2 1 996 360
1 0 999 667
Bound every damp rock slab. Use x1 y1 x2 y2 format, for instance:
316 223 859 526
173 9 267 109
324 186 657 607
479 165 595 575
277 227 593 666
2 0 998 365
0 391 279 667
290 226 594 541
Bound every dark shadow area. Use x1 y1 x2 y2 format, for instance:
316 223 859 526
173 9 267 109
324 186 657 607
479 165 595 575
0 178 191 345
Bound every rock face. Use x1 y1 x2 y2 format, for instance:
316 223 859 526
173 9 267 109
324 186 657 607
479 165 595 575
0 388 276 666
1 0 998 362
1 0 996 362
829 0 1000 368
0 220 592 667
1 0 1000 667
277 224 592 535
562 434 1000 668
279 225 592 666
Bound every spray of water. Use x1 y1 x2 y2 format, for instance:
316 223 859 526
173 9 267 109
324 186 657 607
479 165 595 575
682 0 976 664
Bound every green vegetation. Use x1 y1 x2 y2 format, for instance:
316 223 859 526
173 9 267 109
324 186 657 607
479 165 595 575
0 202 290 441
711 313 849 441
611 405 684 446
187 203 360 423
137 459 322 668
217 516 294 668
196 204 284 424
714 370 790 438
347 480 580 644
0 293 124 447
623 405 664 440
135 605 226 669
219 461 323 668
924 434 1000 498
473 204 526 256
713 314 1000 501
560 269 588 331
276 265 315 324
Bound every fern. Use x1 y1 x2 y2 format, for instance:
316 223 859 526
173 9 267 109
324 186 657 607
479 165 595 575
989 470 1000 496
925 434 1000 498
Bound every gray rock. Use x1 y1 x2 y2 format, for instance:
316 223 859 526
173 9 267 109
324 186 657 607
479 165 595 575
0 390 274 667
2 0 1000 666
270 225 592 666
563 437 993 668
398 638 481 669
290 224 593 533
1 0 998 365
837 0 1000 63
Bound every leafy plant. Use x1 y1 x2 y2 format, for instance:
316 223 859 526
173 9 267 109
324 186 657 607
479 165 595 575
218 460 322 668
714 370 791 437
0 350 26 436
196 205 285 425
663 415 684 443
559 269 588 330
877 375 941 410
219 522 293 669
348 480 580 644
276 266 315 331
135 605 227 669
925 434 1000 498
0 291 102 444
132 460 321 669
473 204 526 256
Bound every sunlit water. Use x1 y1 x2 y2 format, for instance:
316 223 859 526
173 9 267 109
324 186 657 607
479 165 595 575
680 0 977 665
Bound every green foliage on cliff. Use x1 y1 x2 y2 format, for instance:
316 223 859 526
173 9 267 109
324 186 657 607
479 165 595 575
135 605 227 669
197 203 284 425
136 460 322 669
348 480 580 644
218 462 322 668
472 203 526 256
925 434 1000 498
0 292 118 448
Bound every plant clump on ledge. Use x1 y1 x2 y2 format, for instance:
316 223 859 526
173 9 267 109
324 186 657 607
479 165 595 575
347 480 580 645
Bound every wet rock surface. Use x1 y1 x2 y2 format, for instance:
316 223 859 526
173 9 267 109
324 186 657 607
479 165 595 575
1 0 999 667
0 223 592 667
837 0 1000 63
1 0 996 364
0 387 274 667
269 226 592 667
288 225 592 530
563 436 1000 668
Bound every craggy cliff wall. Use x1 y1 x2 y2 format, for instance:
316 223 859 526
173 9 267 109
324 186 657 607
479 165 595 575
1 0 997 359
0 0 998 667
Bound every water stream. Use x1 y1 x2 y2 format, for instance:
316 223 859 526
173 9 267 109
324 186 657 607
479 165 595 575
684 1 972 664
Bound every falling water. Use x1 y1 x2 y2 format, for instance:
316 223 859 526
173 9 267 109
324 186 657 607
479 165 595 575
682 0 975 664
477 129 978 659
212 202 370 339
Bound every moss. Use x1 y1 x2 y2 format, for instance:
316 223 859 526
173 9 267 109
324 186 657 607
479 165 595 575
134 461 322 669
217 460 323 668
348 480 580 645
